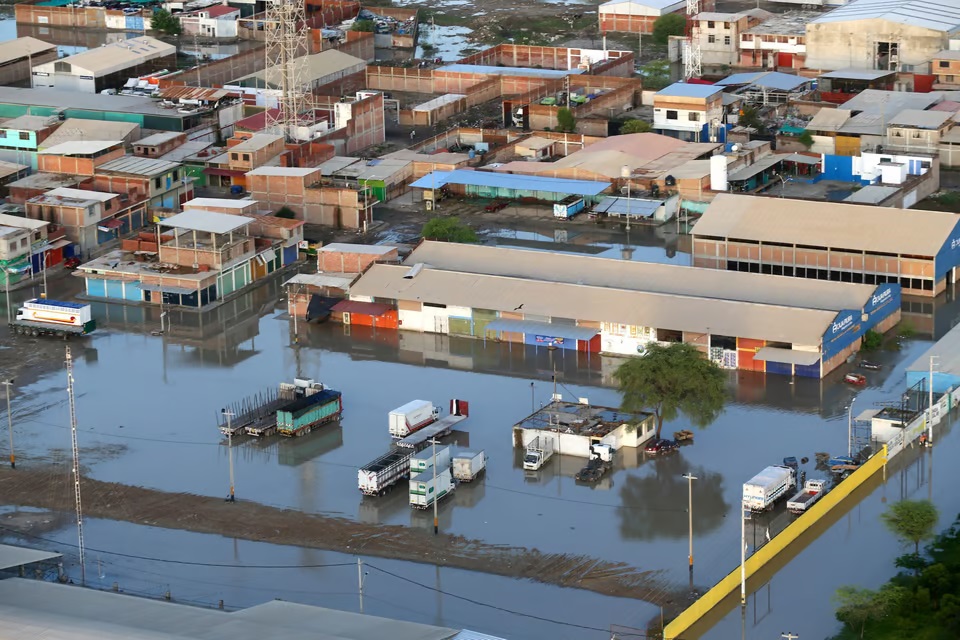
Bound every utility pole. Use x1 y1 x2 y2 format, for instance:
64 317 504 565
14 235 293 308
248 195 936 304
847 395 857 458
928 355 938 445
683 472 697 586
621 165 632 232
740 499 747 606
66 346 85 585
3 379 14 468
430 437 439 535
223 409 236 502
357 557 366 614
530 381 535 414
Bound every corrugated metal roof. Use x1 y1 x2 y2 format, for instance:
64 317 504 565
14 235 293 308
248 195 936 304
98 156 181 176
246 166 319 177
283 273 356 289
331 299 393 316
0 544 60 571
136 132 183 147
38 140 122 156
811 0 960 33
841 90 941 116
158 86 236 102
716 71 812 92
753 347 822 366
34 36 175 77
593 196 663 217
935 49 960 61
843 185 899 204
405 241 877 313
320 243 397 255
888 109 953 128
352 263 840 346
693 193 959 256
820 69 896 80
40 119 139 149
0 578 459 640
158 209 251 234
907 321 960 376
485 318 599 340
410 169 611 196
0 37 55 66
655 82 722 98
45 187 117 202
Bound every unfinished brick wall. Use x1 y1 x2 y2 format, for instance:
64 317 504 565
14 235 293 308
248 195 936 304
302 186 369 228
465 77 502 108
15 3 106 28
318 247 399 273
365 66 435 93
159 45 268 89
38 148 125 176
588 53 635 78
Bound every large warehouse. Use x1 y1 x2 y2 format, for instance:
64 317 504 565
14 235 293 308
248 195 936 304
347 241 901 378
805 0 960 71
692 193 960 297
31 36 175 94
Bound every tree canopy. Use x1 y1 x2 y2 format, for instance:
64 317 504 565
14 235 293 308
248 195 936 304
421 216 478 243
638 59 670 91
613 342 726 439
619 119 652 135
652 13 686 45
556 107 576 133
881 499 939 555
150 9 182 36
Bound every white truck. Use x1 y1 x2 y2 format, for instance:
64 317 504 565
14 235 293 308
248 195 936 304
786 479 827 514
523 435 555 471
10 299 96 337
410 466 455 509
358 448 411 496
452 450 486 482
389 400 441 438
743 465 796 512
410 445 451 474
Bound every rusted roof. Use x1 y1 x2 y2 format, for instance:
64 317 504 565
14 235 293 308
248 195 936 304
159 86 238 102
331 300 394 316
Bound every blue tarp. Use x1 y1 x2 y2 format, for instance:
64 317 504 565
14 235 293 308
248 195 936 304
410 170 611 196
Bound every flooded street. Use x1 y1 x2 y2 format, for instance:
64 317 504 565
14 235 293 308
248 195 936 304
3 228 960 638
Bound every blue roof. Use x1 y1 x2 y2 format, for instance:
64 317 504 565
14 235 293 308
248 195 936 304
409 170 611 196
715 71 811 92
439 64 583 79
655 82 722 98
29 298 86 309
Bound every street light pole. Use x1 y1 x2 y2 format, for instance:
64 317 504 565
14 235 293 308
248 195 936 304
683 473 697 584
847 395 857 458
928 355 938 445
223 409 235 502
430 437 439 535
3 379 14 469
740 499 747 606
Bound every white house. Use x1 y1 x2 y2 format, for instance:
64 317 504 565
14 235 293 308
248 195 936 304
180 4 241 39
652 82 724 141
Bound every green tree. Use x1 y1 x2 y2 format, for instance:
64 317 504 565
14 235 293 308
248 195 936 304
351 19 374 32
739 104 763 131
652 13 686 45
798 130 814 148
613 342 726 440
150 9 182 36
421 216 478 243
881 500 939 555
556 107 576 133
639 59 670 91
619 119 652 135
834 586 898 639
861 329 883 351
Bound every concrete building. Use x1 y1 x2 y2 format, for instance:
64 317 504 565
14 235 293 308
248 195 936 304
692 193 960 297
246 166 376 229
0 212 67 285
599 0 688 34
932 50 960 88
0 37 56 86
653 82 725 142
31 36 176 94
225 133 285 173
347 240 901 378
694 9 771 67
39 118 141 151
37 140 126 175
6 171 84 205
93 156 193 211
884 109 955 155
714 71 813 106
739 11 816 69
133 132 188 158
180 4 241 38
513 400 656 458
24 186 136 256
317 243 400 273
805 0 960 72
0 113 59 169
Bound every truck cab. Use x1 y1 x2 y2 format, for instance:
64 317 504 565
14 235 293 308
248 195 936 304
523 450 545 471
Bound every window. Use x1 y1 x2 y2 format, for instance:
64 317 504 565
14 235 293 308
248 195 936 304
0 131 5 137
54 61 71 73
154 177 162 189
947 75 955 82
708 35 716 44
105 199 112 211
172 170 179 181
723 22 729 29
688 112 700 121
242 153 250 161
230 152 239 160
941 60 951 68
18 132 29 141
724 35 731 45
666 110 678 120
707 21 715 28
20 237 27 248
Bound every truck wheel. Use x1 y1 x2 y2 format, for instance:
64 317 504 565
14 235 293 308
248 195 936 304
30 328 38 337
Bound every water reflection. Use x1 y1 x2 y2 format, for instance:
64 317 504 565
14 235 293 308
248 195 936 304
618 456 729 541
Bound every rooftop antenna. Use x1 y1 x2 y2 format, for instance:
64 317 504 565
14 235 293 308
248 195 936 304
263 0 309 142
66 345 86 585
682 0 702 81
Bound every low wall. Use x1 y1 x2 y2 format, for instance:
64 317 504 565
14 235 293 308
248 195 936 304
664 445 889 639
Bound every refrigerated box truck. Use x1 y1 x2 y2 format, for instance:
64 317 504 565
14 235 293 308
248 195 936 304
452 450 486 482
410 445 451 474
743 465 796 512
389 400 441 438
409 467 455 509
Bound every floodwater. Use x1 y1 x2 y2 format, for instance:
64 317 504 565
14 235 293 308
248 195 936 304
4 237 960 638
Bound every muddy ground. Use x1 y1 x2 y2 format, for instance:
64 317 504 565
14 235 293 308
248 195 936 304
0 465 690 611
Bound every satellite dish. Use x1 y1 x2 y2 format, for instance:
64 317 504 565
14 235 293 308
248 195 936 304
731 144 740 152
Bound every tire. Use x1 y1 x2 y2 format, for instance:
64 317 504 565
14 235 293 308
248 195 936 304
30 328 38 337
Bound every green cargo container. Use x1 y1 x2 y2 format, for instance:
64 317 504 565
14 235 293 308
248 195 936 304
277 389 342 437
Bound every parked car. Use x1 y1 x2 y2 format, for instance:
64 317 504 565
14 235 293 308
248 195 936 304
844 373 867 386
644 438 679 455
484 199 509 212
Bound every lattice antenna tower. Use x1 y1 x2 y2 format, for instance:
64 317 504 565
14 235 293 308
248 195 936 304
66 345 86 585
263 0 310 141
683 0 702 81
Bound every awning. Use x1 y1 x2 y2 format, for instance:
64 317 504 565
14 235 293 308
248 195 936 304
855 409 881 422
42 238 72 251
202 167 247 177
0 543 61 571
782 153 821 165
97 218 124 232
753 347 821 366
139 283 197 296
258 248 277 264
484 319 599 341
331 300 394 316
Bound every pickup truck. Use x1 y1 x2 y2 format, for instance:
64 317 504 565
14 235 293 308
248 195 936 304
787 479 827 514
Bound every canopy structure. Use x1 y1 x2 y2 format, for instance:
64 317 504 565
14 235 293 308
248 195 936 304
484 319 599 341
